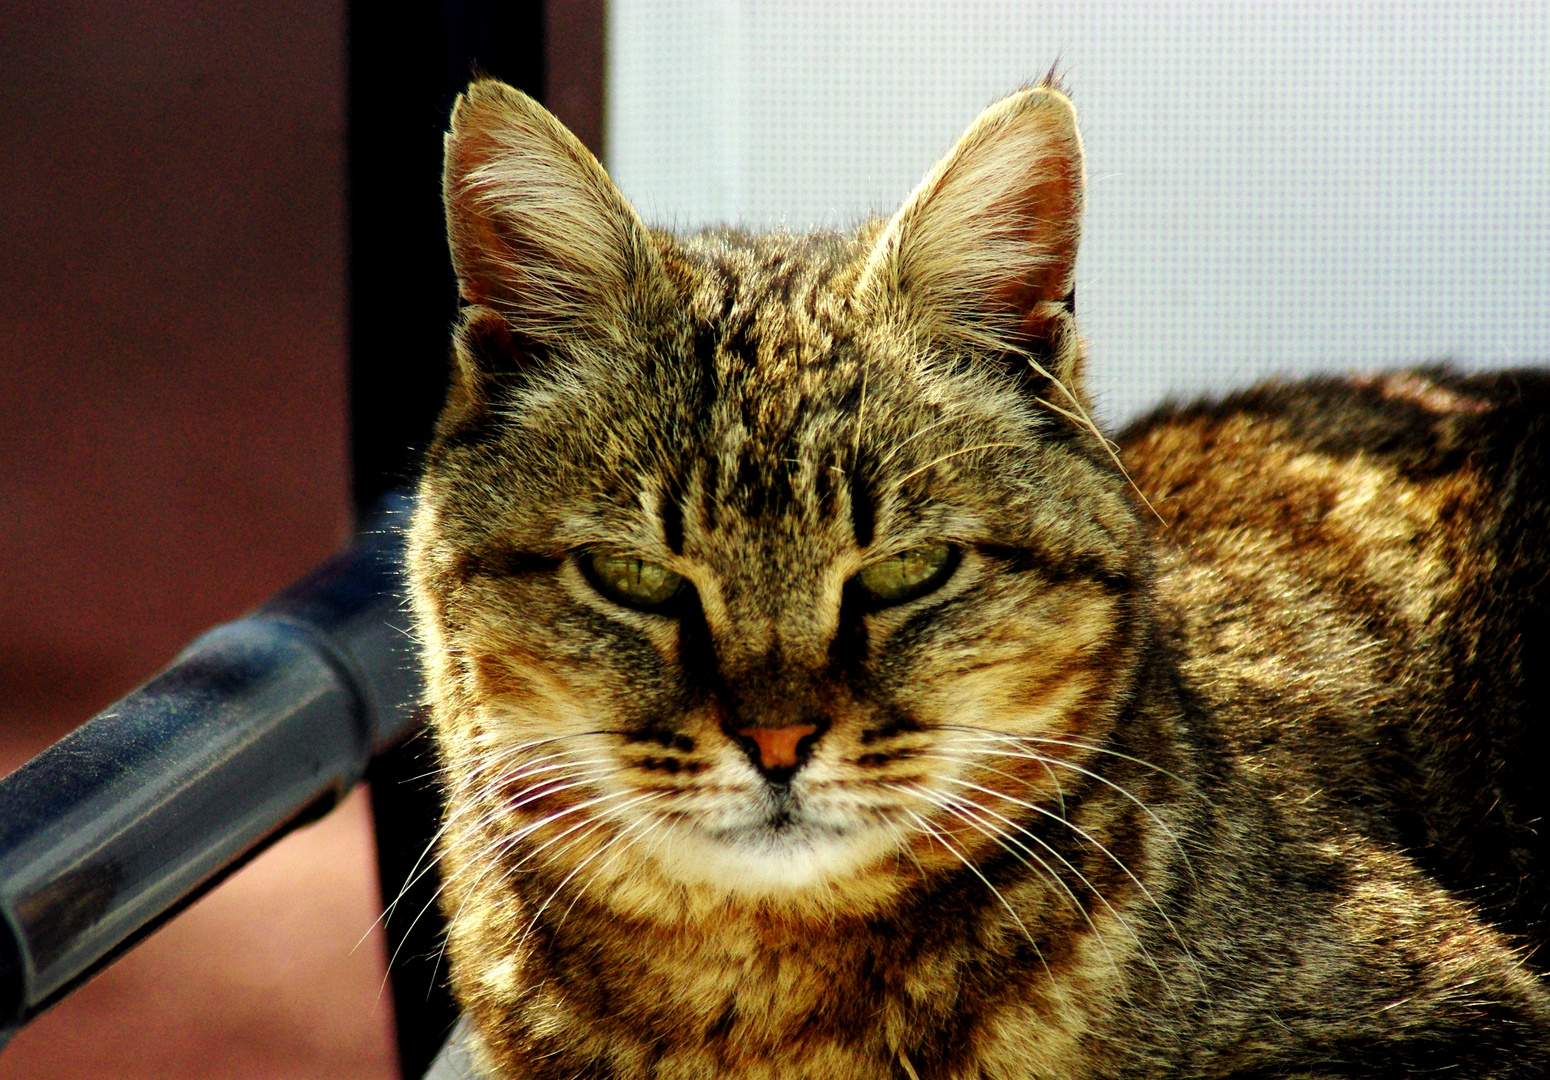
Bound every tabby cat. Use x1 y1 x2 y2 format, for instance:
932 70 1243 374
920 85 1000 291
408 78 1550 1078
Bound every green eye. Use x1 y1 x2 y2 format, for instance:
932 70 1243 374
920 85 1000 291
585 552 684 609
856 543 955 605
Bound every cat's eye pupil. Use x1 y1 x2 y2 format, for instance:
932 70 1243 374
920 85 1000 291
587 552 683 608
857 543 953 604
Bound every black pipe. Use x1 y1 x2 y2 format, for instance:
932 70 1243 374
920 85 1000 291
0 493 422 1049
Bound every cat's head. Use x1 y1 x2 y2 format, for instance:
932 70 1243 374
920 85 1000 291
411 79 1149 917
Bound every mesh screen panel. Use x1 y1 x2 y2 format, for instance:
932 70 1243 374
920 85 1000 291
606 1 1549 423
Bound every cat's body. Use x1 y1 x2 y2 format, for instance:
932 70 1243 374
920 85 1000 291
410 80 1550 1078
1129 369 1550 967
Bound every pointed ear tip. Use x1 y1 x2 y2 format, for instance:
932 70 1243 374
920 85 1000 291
464 76 524 103
1007 85 1079 132
449 78 542 135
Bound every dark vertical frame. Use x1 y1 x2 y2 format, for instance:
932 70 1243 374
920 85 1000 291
546 0 607 159
348 3 552 1077
349 2 547 514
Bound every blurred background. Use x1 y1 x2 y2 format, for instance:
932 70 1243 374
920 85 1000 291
1 2 377 1078
0 1 1545 1077
0 1 593 1076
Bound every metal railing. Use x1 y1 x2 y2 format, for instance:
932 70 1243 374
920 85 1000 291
0 493 422 1052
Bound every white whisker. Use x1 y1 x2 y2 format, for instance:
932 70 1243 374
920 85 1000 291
944 775 1194 968
900 806 1053 983
939 733 1197 881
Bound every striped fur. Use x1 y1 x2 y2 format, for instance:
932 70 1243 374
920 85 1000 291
408 80 1550 1078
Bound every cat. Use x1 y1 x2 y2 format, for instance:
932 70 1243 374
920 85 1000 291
408 78 1550 1079
1121 368 1550 968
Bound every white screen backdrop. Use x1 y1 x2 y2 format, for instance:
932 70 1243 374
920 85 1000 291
605 1 1549 425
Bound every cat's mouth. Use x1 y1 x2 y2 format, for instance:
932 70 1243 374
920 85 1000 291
735 796 801 834
698 789 842 840
704 804 852 842
644 785 903 895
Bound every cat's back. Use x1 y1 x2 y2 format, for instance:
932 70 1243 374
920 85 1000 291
1121 368 1550 956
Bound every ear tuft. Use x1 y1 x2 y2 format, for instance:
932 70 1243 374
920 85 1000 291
443 79 654 346
430 305 527 443
454 303 535 383
860 86 1086 389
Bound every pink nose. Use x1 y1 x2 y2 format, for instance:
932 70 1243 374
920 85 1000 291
734 723 819 770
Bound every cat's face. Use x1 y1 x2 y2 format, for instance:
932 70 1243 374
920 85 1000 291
412 81 1147 914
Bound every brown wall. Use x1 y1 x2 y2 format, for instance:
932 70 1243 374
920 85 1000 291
0 2 354 754
0 2 394 1077
547 0 607 158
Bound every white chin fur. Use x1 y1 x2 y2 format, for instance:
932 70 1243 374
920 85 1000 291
649 818 896 896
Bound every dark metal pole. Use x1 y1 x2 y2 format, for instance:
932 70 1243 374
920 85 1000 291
0 494 422 1050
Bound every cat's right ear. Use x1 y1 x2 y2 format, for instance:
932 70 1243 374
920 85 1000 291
857 85 1086 397
442 79 656 361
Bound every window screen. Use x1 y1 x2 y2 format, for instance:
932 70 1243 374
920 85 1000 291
606 1 1549 424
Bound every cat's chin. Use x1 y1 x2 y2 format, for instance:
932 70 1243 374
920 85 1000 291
649 816 899 898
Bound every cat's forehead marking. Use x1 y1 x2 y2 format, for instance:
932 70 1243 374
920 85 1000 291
601 230 1045 565
647 232 873 553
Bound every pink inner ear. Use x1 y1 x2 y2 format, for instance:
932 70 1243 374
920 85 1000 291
444 129 523 310
441 83 652 343
994 156 1082 340
866 89 1086 360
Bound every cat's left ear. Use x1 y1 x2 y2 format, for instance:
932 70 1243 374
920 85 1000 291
860 85 1085 393
443 78 659 350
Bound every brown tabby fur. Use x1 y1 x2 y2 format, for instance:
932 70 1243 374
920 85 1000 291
409 79 1550 1078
